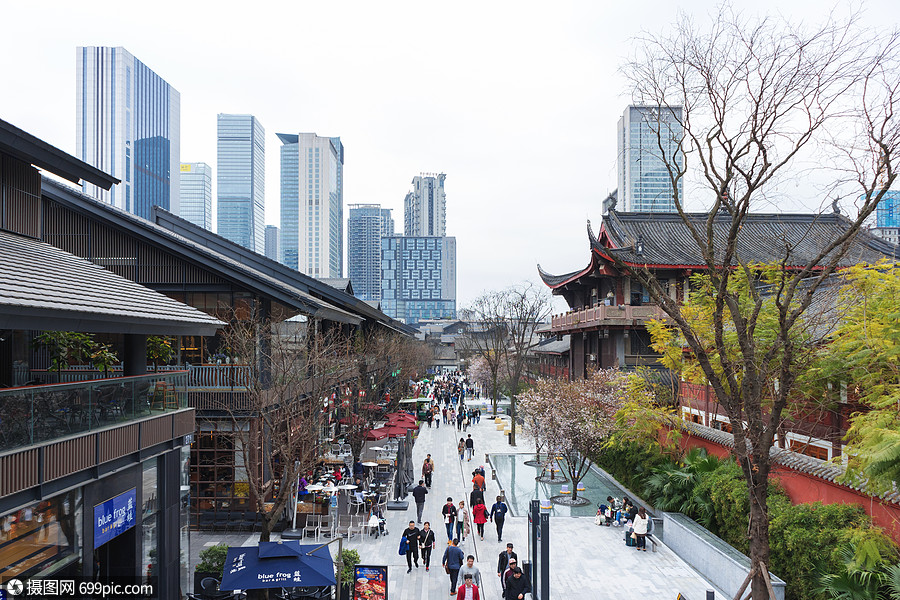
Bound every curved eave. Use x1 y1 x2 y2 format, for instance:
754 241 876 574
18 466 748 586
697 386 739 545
537 263 593 289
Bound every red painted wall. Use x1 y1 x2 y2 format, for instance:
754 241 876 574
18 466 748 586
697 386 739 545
675 430 900 544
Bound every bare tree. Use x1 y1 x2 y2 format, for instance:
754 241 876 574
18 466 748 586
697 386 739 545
502 282 552 446
619 7 899 598
217 312 354 542
459 291 509 416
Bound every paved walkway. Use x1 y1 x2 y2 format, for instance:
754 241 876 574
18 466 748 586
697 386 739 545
193 395 726 599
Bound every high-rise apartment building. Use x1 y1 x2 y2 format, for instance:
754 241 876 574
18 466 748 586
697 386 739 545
265 225 281 262
278 133 345 277
179 162 212 230
77 46 180 219
871 190 900 245
381 236 456 324
348 204 394 301
617 105 683 212
217 114 265 253
404 174 446 236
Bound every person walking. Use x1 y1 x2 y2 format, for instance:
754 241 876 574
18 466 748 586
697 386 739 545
458 555 483 593
401 521 421 572
456 574 481 600
472 469 485 492
504 567 532 600
465 435 474 461
457 438 466 462
412 480 428 524
427 410 434 428
420 521 436 571
442 497 458 540
469 485 484 508
434 406 441 429
457 410 464 431
472 499 489 540
490 495 509 541
497 543 518 591
442 538 465 595
632 506 649 552
422 456 435 488
456 500 471 542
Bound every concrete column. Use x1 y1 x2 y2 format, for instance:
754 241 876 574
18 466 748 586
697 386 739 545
123 334 148 376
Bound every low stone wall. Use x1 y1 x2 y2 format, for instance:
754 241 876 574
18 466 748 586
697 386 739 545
661 512 786 600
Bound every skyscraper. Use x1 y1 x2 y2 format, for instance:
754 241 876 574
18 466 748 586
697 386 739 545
876 190 900 228
77 46 180 219
179 162 212 230
617 105 684 212
217 114 265 253
348 204 394 301
404 174 446 236
265 225 281 262
278 133 345 277
381 236 456 324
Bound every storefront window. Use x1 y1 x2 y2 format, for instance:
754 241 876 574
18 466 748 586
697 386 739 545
141 515 157 585
0 489 83 584
142 458 158 518
180 445 191 595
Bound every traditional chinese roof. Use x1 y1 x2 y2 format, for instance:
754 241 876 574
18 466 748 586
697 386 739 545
596 210 899 268
532 336 570 355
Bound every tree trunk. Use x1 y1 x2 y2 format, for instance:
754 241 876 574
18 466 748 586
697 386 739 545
259 513 274 543
491 374 498 416
748 469 771 599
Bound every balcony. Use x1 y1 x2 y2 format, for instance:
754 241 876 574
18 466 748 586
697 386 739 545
20 364 251 390
0 371 188 453
550 304 666 333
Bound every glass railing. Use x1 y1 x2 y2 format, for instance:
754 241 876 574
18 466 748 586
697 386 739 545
0 371 188 453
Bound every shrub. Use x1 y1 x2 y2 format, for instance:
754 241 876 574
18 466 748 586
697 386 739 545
340 549 361 586
196 544 229 577
592 438 669 493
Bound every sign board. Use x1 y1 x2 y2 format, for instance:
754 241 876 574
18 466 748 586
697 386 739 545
353 565 388 600
180 164 192 172
93 488 136 548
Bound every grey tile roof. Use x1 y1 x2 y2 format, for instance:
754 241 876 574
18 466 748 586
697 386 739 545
598 210 900 267
681 421 900 505
533 336 570 355
0 230 223 335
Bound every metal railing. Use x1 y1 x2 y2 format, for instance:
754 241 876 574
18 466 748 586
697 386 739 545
0 371 188 453
24 364 252 390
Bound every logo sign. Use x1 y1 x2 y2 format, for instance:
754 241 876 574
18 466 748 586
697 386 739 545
353 565 388 600
180 164 192 172
94 488 137 548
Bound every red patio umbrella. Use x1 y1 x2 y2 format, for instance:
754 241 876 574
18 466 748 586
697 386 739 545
389 420 419 430
385 412 415 420
377 425 409 438
364 428 388 441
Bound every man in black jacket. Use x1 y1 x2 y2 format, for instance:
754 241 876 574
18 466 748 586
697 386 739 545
401 521 421 572
442 497 458 540
497 543 518 589
504 567 532 600
411 480 428 524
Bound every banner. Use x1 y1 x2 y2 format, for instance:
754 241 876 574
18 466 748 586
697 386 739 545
353 565 387 600
93 488 136 548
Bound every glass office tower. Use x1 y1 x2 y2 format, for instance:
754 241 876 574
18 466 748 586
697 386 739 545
217 115 265 254
278 133 344 277
617 105 684 212
381 236 457 324
77 46 180 219
179 162 212 230
348 204 394 301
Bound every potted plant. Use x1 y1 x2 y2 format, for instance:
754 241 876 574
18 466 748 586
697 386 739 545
146 336 174 372
194 543 228 594
338 549 360 600
90 343 119 378
31 331 94 382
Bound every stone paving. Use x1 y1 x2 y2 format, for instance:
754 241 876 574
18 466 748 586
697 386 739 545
192 396 727 599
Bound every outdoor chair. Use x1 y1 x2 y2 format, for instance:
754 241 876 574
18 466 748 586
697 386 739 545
240 511 258 532
198 513 214 530
302 515 320 540
212 513 228 532
330 444 342 457
350 514 366 538
335 514 352 538
349 494 366 515
318 514 333 539
227 512 243 532
340 444 352 456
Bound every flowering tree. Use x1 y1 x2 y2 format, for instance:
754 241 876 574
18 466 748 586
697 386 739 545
521 369 625 502
519 376 561 474
466 356 493 397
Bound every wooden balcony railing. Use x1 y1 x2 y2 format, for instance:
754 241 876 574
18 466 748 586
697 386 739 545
550 304 666 333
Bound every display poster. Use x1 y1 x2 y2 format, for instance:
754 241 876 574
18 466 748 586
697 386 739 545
353 564 388 600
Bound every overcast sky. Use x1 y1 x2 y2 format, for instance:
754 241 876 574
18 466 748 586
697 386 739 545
1 1 895 311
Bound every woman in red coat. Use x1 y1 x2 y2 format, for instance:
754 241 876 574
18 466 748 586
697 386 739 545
472 500 489 540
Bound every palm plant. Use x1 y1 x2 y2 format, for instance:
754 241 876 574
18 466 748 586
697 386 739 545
643 448 722 521
815 543 886 600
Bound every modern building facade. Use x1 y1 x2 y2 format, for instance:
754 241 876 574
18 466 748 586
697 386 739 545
617 105 683 212
381 235 456 324
876 190 900 227
217 114 265 253
348 204 394 301
404 173 446 236
265 225 281 262
179 162 212 230
278 133 345 277
76 46 180 219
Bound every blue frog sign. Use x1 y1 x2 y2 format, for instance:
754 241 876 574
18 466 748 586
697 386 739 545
93 488 137 548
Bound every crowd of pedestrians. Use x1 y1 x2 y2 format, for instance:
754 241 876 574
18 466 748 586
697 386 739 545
396 373 528 599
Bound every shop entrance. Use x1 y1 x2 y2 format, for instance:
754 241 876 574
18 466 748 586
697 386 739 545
94 527 136 579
